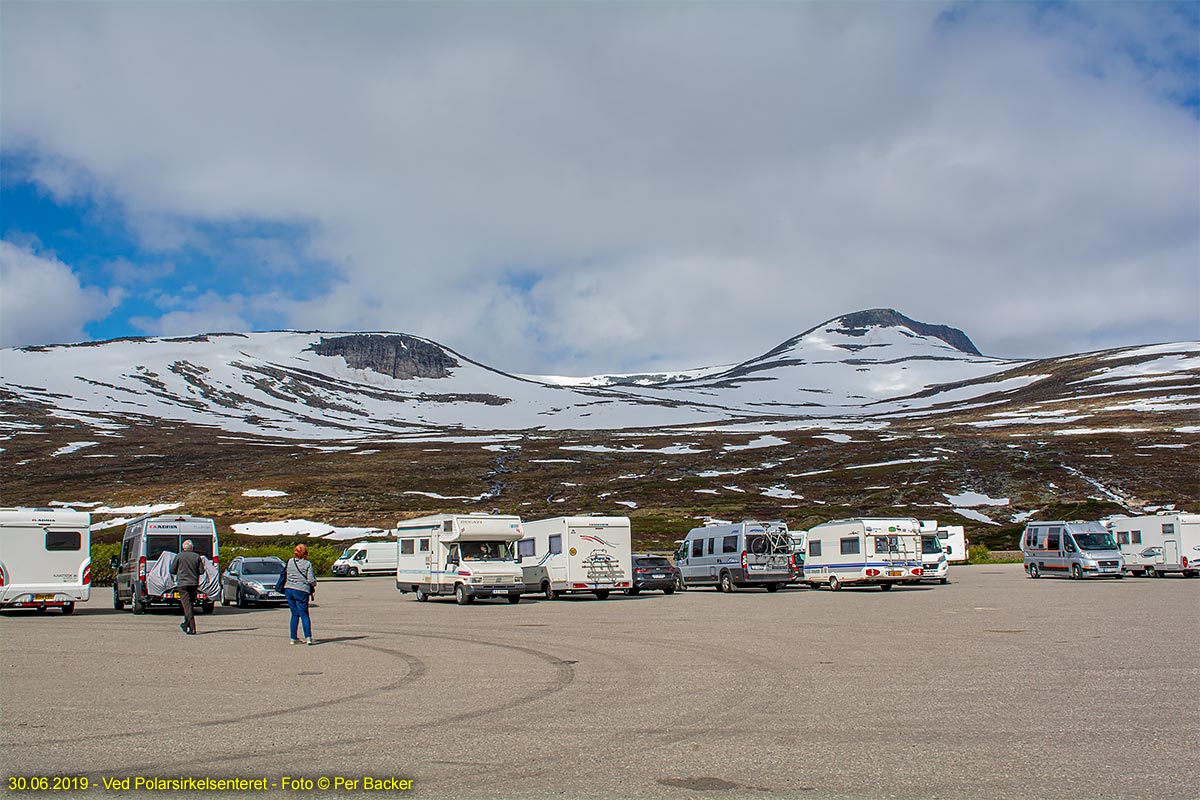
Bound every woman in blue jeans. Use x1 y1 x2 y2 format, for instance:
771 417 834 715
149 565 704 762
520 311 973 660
284 543 317 645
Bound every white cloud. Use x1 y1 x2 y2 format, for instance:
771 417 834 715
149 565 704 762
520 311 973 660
0 241 123 347
1 4 1196 371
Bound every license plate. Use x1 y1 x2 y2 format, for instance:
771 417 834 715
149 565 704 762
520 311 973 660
652 574 665 578
887 571 902 577
33 594 54 601
172 591 180 598
492 588 507 595
750 565 764 570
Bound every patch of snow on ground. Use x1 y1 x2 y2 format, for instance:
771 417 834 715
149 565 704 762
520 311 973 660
52 441 98 457
529 459 579 463
51 501 103 508
1175 425 1200 433
615 501 638 508
815 433 853 443
1054 427 1151 436
723 485 746 493
243 489 288 497
353 449 380 455
1137 444 1187 449
954 508 998 525
232 519 386 540
562 444 705 454
944 491 1010 507
94 502 184 515
1011 510 1037 523
762 486 801 499
724 435 788 451
694 489 720 495
403 490 489 502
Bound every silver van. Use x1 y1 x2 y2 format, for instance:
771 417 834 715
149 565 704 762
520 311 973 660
1021 521 1124 580
111 515 220 613
674 521 792 592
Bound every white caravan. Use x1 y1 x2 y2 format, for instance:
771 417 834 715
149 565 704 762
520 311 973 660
518 516 632 600
802 518 924 591
922 521 967 563
1108 513 1200 578
0 507 92 614
332 540 398 577
395 513 525 605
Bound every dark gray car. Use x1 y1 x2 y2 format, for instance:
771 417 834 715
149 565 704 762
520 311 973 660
221 556 287 607
628 554 677 595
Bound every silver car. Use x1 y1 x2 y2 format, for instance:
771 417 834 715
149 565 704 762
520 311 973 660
221 556 288 607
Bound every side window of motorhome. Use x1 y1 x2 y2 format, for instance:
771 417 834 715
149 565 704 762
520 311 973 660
517 538 536 559
549 535 563 556
1117 532 1129 545
722 535 738 554
1047 530 1060 550
400 539 415 555
1065 536 1077 552
444 520 454 533
419 538 430 553
45 531 81 551
1162 524 1175 536
809 540 822 558
707 538 715 555
446 545 460 564
1026 529 1038 548
1131 530 1141 544
691 539 704 558
121 536 134 562
841 538 860 555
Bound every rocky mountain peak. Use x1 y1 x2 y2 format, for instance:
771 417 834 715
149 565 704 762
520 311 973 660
822 309 981 355
307 334 460 379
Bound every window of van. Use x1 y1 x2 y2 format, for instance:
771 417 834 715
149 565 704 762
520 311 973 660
809 540 822 558
45 531 81 551
147 535 179 561
841 538 860 555
1131 530 1141 544
1026 529 1038 548
1047 530 1060 550
1163 524 1175 536
691 539 704 558
722 535 738 554
517 538 536 559
707 538 715 555
400 539 415 555
121 536 135 562
1117 532 1129 545
549 535 563 556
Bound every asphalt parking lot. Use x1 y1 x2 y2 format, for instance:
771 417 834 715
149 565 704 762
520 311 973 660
1 565 1196 800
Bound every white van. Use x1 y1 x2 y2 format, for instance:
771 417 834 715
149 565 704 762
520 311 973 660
112 515 220 613
1108 513 1200 578
674 521 792 592
803 518 923 591
0 507 92 614
517 516 632 599
922 521 967 563
332 540 398 577
394 513 525 604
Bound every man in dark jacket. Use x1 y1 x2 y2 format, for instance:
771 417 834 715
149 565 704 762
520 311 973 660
170 539 205 635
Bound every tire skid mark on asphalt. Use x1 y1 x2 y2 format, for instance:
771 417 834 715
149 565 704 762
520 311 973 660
1 633 427 748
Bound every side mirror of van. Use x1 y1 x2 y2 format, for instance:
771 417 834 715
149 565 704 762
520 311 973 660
109 556 120 570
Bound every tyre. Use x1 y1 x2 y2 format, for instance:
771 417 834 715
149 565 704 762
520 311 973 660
594 590 610 600
1071 564 1083 580
663 586 675 595
221 589 231 607
1114 574 1124 579
113 586 125 611
542 582 555 601
1145 567 1155 578
415 587 429 602
627 587 641 596
939 578 949 585
201 602 214 615
132 590 147 614
236 588 249 609
719 572 735 593
507 594 520 605
879 583 893 592
765 583 780 592
455 584 469 605
829 575 842 591
1028 563 1040 579
674 573 687 592
62 602 75 615
348 567 359 577
1185 571 1198 579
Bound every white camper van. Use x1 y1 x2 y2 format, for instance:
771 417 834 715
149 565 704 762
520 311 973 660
674 521 793 592
395 513 525 605
0 507 92 613
518 516 632 599
802 518 924 591
1108 513 1200 578
922 521 967 563
112 515 220 613
332 540 398 576
1021 521 1123 580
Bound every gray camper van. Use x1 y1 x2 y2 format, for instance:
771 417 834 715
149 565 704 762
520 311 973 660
112 515 220 613
674 521 792 592
1021 521 1124 580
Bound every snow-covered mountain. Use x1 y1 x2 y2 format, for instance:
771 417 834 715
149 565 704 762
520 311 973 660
1 309 1196 441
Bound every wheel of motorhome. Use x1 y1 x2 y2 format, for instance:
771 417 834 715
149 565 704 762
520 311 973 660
594 589 610 600
414 587 429 602
939 577 949 585
455 584 469 605
626 587 641 596
542 582 555 600
879 583 893 592
829 575 842 591
62 602 75 614
1071 564 1083 580
113 586 125 610
201 602 214 614
506 594 520 604
1028 563 1040 579
719 572 735 593
765 583 780 592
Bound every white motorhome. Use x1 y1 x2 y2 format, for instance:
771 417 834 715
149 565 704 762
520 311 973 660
922 521 967 563
518 516 632 599
332 540 398 577
112 515 220 613
394 513 525 604
1021 521 1123 580
0 507 92 614
802 518 924 591
1108 513 1200 578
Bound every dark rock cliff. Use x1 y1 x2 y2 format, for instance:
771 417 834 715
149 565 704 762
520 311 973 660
307 334 460 379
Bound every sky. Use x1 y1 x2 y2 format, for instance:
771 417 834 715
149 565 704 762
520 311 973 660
1 1 1197 375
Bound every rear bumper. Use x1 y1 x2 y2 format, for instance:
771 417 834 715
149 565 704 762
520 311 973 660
1 587 90 605
632 577 676 590
732 567 791 585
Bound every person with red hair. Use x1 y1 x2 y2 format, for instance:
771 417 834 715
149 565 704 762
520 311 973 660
284 543 317 645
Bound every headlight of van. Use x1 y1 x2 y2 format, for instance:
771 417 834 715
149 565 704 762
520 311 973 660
470 576 482 583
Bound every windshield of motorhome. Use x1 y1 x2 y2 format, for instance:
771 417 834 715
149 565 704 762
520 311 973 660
1073 533 1117 551
922 537 943 555
460 541 514 561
